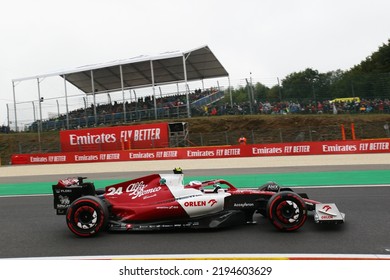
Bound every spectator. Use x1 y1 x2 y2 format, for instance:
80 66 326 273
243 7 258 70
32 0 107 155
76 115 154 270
238 135 247 145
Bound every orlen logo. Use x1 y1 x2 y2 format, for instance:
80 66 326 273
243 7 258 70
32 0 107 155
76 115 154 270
321 215 334 220
208 199 217 206
184 199 218 207
184 201 206 207
322 205 332 212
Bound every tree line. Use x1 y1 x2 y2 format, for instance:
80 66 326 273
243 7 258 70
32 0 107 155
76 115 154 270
227 39 390 103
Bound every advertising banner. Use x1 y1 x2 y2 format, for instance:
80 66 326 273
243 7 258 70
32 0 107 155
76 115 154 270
59 123 169 152
11 139 390 165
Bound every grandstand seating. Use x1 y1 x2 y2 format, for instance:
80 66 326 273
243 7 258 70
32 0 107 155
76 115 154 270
25 86 390 133
27 88 225 132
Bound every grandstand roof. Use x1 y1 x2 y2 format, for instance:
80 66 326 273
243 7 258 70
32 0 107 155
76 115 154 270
13 45 229 94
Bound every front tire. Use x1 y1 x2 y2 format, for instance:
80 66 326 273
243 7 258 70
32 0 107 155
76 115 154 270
66 196 108 237
267 191 307 232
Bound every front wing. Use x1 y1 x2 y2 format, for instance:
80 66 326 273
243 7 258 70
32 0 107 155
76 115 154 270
314 203 345 224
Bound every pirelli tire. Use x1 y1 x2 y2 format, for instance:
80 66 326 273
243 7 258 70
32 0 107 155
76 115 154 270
66 195 108 237
266 191 307 232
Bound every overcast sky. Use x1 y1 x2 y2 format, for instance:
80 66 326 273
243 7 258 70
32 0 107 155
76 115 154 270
1 0 390 127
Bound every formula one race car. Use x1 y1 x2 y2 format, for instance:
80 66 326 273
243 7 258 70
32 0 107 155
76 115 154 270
52 170 345 237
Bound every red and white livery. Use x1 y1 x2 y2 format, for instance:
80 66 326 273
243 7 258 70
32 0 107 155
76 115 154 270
52 171 345 237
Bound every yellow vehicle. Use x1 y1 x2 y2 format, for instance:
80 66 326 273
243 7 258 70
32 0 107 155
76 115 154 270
330 97 360 103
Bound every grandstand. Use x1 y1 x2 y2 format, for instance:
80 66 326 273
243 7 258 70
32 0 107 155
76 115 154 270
10 45 230 132
28 88 225 132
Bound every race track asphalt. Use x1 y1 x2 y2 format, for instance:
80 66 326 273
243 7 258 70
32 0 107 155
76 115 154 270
1 165 390 259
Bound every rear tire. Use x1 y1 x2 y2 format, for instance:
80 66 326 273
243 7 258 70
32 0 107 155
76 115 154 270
66 196 108 237
267 191 307 232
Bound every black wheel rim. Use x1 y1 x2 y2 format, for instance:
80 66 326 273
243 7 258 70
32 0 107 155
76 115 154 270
74 206 98 229
276 200 300 224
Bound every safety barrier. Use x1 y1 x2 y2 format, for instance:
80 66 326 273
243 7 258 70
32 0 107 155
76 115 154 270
10 139 390 165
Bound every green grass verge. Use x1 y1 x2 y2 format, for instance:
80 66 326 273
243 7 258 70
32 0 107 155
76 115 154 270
1 170 390 196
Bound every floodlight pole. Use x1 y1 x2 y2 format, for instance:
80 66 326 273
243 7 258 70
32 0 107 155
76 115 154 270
183 54 190 118
119 65 126 123
159 87 163 100
6 104 10 128
37 78 43 152
91 70 97 126
12 81 18 132
150 60 157 119
245 78 254 115
133 90 138 118
228 75 233 107
63 75 70 129
32 101 36 122
56 100 60 117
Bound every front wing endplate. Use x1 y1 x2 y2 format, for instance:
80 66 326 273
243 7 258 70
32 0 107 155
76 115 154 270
314 203 345 224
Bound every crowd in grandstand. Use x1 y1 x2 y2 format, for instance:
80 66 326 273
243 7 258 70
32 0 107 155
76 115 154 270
57 96 389 123
53 88 217 122
204 98 390 116
21 85 390 132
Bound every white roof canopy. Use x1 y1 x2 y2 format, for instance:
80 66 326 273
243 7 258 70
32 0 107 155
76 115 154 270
11 45 229 131
13 45 229 94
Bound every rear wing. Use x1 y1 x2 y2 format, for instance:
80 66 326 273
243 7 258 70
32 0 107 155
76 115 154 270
52 177 96 215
